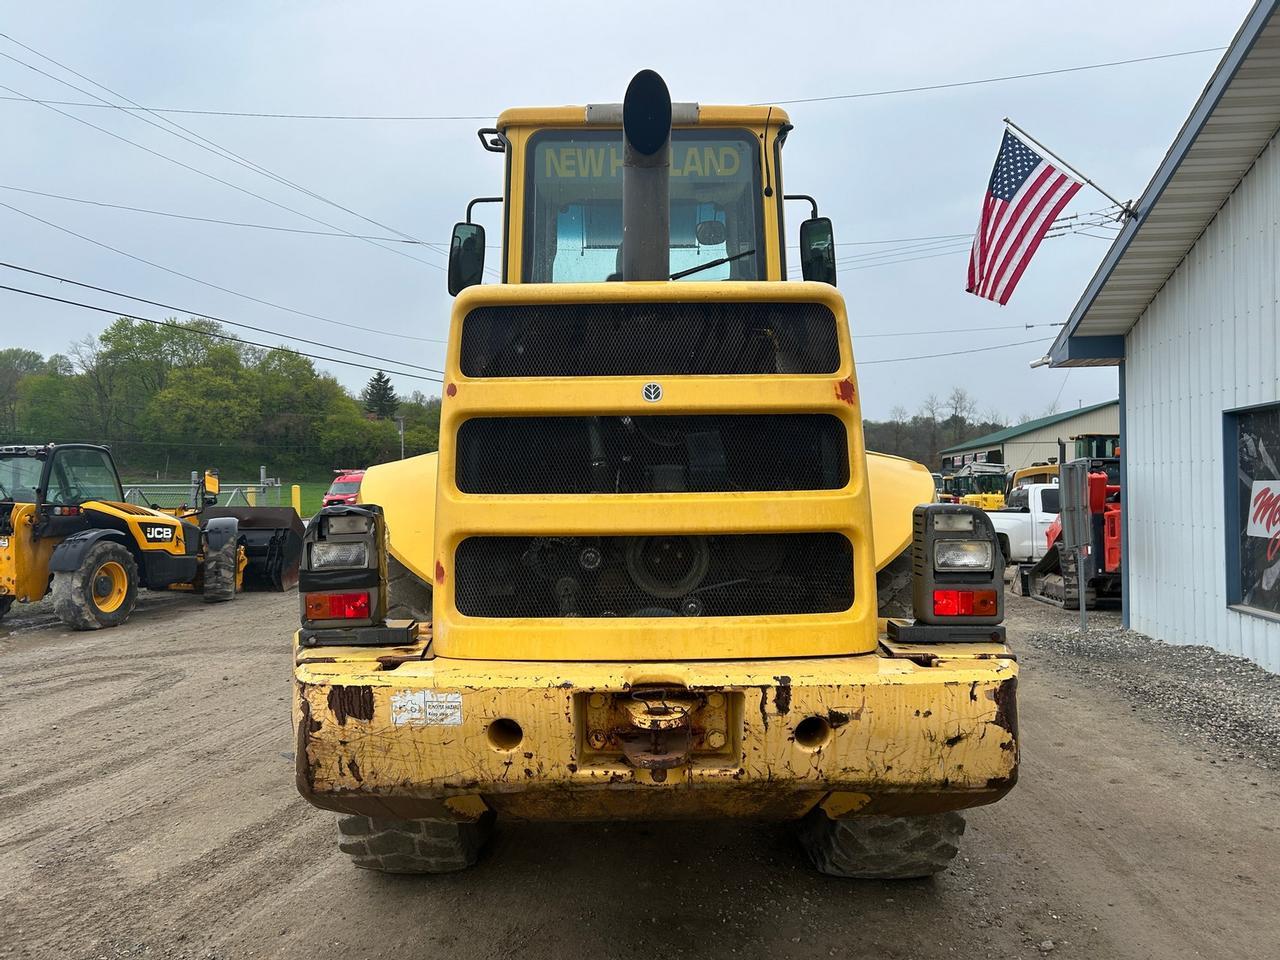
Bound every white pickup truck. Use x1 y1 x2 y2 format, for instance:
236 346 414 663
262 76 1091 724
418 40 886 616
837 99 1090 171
989 483 1060 565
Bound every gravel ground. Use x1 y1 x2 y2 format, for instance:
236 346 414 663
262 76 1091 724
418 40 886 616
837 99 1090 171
1011 597 1280 770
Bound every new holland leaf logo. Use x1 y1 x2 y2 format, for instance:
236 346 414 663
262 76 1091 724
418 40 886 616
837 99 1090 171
642 382 663 402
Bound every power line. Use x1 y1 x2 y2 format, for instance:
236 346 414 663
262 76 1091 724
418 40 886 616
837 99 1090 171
0 184 432 244
0 79 445 272
0 37 452 260
855 322 1062 339
0 46 1225 119
860 337 1053 365
0 283 443 383
0 262 445 376
766 47 1226 106
0 200 448 343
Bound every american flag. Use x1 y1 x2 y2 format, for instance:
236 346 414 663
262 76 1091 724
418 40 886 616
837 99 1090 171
967 130 1081 305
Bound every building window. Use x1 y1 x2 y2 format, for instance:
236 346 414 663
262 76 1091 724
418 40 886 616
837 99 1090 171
1225 402 1280 616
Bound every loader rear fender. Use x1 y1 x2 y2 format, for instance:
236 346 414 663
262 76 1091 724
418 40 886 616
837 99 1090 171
49 529 130 573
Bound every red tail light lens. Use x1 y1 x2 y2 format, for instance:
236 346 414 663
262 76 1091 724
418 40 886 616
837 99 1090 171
932 589 998 617
304 591 370 620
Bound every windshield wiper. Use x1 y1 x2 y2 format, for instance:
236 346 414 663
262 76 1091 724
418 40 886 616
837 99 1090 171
670 249 756 280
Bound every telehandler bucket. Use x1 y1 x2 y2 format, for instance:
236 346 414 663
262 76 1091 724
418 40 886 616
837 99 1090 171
202 506 304 590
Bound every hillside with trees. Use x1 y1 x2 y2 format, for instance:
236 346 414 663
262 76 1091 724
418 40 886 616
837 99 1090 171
1 318 440 481
862 388 1025 469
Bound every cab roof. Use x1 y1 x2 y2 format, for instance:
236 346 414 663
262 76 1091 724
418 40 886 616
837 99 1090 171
496 104 791 130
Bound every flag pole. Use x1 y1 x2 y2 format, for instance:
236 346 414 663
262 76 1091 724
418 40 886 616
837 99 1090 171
1003 117 1133 219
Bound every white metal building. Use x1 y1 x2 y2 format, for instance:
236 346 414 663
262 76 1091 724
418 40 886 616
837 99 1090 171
1049 0 1280 672
939 401 1119 472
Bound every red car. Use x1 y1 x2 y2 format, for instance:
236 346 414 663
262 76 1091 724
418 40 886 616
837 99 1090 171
322 469 365 507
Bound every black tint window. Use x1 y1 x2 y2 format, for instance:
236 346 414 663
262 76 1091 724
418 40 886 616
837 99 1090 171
1040 489 1060 514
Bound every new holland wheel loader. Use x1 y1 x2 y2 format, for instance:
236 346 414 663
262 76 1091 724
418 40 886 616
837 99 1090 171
0 443 303 630
292 72 1019 879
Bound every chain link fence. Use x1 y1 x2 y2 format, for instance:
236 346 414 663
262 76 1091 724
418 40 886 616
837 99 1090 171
122 469 287 511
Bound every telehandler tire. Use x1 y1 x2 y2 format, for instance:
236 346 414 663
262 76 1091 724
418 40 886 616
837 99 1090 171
386 554 432 623
336 813 494 873
875 548 914 620
201 536 237 603
51 541 139 630
797 809 965 879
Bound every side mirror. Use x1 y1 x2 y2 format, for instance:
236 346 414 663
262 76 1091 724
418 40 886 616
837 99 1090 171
448 222 486 296
799 217 837 287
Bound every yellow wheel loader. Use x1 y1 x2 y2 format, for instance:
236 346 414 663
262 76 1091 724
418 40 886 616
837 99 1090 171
292 72 1018 880
0 443 302 630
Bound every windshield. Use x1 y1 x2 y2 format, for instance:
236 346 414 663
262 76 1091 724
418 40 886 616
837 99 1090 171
46 447 123 505
0 455 44 502
524 129 764 283
327 481 360 495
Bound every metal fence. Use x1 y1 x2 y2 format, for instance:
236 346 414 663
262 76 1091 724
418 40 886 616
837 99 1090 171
122 469 286 511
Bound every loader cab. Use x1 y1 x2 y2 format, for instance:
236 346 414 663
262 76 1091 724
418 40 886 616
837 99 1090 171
448 104 839 291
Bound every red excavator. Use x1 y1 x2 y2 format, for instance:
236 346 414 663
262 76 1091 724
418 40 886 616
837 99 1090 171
1025 458 1122 610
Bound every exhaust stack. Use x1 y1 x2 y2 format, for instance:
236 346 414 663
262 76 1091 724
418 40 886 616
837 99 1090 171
622 69 672 281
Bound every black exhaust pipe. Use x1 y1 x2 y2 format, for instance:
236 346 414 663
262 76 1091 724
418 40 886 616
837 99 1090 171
622 69 672 281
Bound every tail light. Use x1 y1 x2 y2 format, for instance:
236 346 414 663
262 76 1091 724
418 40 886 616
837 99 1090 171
297 504 413 647
888 504 1006 644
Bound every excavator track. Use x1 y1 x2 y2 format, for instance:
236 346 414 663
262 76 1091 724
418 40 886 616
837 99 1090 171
1026 543 1094 611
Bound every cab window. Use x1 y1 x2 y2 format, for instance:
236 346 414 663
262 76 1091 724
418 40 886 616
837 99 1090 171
47 448 122 505
524 129 764 283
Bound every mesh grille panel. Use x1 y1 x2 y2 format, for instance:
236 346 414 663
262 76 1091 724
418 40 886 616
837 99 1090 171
454 533 853 618
459 301 840 377
455 414 848 494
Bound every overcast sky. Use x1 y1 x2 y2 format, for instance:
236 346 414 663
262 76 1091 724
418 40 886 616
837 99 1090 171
0 1 1255 420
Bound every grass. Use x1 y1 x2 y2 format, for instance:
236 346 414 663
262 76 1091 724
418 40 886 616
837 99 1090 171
291 481 331 517
119 477 334 517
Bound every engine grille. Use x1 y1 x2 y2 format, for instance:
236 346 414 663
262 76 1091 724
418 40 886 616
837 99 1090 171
453 533 853 618
455 414 848 494
459 301 840 378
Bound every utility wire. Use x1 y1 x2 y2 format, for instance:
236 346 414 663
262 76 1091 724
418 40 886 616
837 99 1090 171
766 47 1226 105
0 46 1225 119
0 37 451 258
0 184 432 244
0 284 443 383
0 262 445 375
0 200 447 343
860 337 1053 365
855 322 1062 339
0 80 445 272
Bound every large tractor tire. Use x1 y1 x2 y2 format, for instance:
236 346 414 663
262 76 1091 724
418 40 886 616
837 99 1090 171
51 541 139 630
797 809 965 879
875 548 914 620
336 814 493 874
201 535 238 603
386 554 432 623
0 596 12 621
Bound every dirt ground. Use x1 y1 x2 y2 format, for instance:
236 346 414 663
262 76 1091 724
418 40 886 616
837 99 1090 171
2 591 1278 960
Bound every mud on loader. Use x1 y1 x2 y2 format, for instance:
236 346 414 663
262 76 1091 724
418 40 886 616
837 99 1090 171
0 443 303 630
292 72 1019 880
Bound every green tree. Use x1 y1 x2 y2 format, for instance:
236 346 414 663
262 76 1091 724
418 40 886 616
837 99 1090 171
0 348 47 433
360 370 399 419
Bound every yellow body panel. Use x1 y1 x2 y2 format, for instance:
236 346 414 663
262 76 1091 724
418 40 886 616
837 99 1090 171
431 281 877 662
960 493 1006 511
0 504 55 601
865 452 936 566
295 636 1017 821
358 453 438 583
1 500 187 604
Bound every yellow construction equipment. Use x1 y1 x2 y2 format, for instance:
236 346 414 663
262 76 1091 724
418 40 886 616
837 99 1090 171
292 72 1018 879
0 444 302 629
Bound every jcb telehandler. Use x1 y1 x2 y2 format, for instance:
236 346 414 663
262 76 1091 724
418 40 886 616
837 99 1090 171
292 72 1018 879
0 443 303 629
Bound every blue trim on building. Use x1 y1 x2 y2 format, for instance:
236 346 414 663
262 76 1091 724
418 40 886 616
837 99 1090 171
1051 334 1125 366
1118 361 1130 628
